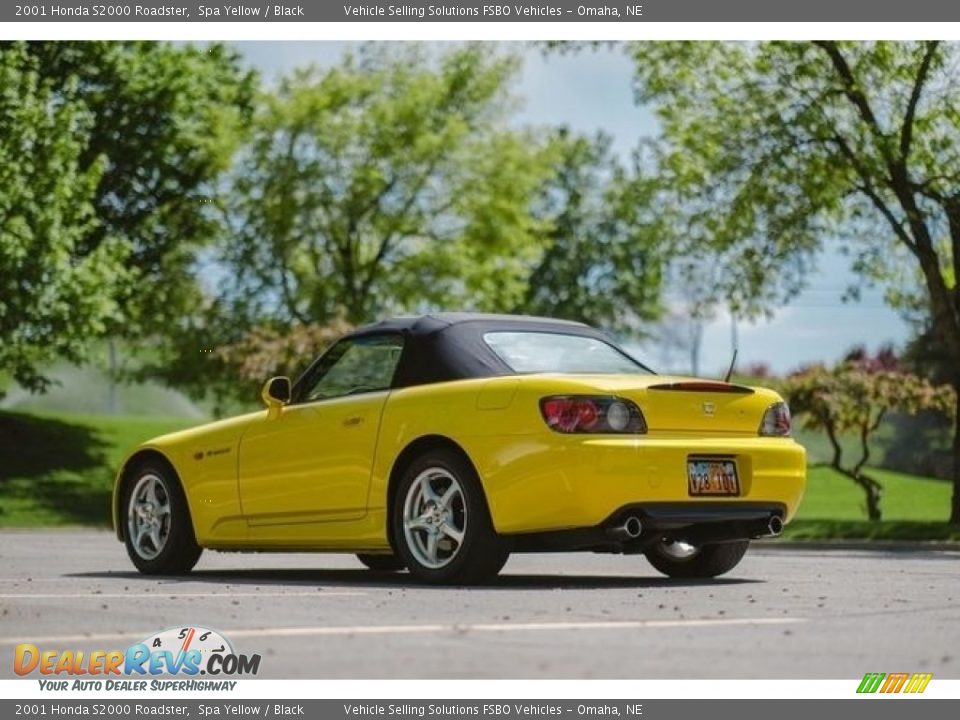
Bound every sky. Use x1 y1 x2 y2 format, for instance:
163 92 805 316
234 41 912 376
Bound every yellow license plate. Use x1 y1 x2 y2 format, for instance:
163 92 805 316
687 458 740 496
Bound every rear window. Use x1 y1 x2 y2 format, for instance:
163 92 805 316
483 331 652 375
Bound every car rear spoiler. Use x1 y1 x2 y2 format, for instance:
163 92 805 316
648 381 755 394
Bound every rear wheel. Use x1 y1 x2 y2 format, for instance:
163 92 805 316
645 539 749 578
122 463 202 575
356 553 405 572
391 448 509 585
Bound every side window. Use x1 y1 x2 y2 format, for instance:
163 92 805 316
297 335 404 403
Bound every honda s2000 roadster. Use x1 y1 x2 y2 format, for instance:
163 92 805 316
114 313 805 584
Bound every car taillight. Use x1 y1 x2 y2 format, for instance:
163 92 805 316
539 396 647 434
759 402 791 437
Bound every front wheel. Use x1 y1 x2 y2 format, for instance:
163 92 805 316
122 463 202 575
391 448 509 585
645 539 749 578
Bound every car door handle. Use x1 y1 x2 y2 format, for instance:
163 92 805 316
343 415 365 427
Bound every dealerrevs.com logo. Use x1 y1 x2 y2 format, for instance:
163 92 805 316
14 626 260 691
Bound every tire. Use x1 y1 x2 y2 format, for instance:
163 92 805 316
391 448 509 585
356 553 406 572
122 462 202 575
645 539 750 579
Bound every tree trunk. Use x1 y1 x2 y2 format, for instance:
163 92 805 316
836 467 883 522
859 473 883 522
827 416 884 521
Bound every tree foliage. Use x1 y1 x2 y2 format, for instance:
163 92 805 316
0 41 255 394
881 324 957 480
521 132 664 334
0 44 128 392
625 41 960 522
217 321 352 391
23 41 257 335
221 43 557 328
780 348 954 520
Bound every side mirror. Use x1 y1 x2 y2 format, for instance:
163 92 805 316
261 376 291 413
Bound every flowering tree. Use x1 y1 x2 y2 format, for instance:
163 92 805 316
780 350 955 520
217 321 353 390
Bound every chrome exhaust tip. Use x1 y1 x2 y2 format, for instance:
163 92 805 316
767 515 784 537
608 515 643 541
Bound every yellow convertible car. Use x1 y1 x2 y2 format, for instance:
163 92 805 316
114 313 805 584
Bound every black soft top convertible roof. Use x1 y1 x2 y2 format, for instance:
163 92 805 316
345 313 615 389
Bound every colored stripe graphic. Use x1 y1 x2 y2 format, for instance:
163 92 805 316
881 672 909 693
857 672 931 694
904 673 933 694
857 673 885 693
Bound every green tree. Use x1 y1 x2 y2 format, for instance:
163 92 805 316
0 44 128 392
624 41 960 523
221 43 557 328
22 41 256 337
521 132 664 333
780 353 954 520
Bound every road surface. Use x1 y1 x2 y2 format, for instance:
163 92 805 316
1 531 957 678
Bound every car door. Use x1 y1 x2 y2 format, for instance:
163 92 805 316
237 334 404 526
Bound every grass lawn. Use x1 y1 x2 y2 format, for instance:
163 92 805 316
0 411 197 527
782 464 960 541
1 410 957 540
796 465 952 521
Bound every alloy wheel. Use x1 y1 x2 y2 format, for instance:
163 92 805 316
126 473 172 561
401 467 467 569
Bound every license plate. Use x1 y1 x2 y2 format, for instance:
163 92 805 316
687 458 740 496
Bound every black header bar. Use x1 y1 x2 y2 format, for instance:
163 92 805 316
4 0 959 23
0 701 958 720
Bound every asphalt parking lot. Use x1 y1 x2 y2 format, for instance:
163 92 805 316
0 530 957 679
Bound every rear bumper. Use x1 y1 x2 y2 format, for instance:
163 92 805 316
508 502 786 553
625 502 785 526
467 433 806 535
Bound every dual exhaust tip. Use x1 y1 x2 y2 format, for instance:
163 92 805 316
606 514 783 542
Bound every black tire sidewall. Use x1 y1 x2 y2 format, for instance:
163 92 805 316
356 553 406 572
391 449 505 584
645 539 750 579
122 463 201 575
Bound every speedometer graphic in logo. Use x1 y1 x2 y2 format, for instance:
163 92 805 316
141 626 233 670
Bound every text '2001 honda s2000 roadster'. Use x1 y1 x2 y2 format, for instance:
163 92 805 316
114 313 806 584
